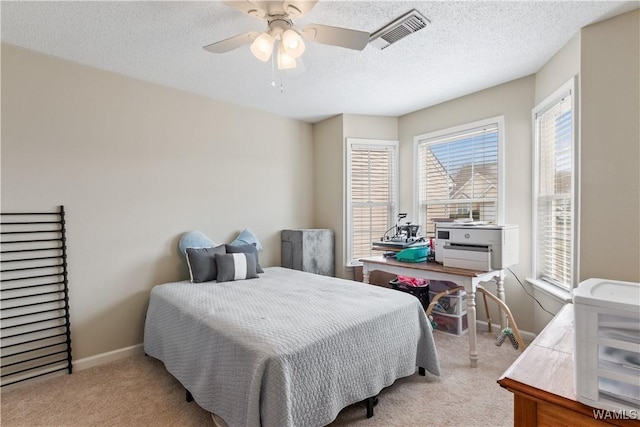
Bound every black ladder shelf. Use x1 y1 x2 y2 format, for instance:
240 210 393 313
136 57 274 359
1 206 72 387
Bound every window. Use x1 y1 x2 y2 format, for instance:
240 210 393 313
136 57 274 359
532 78 578 292
345 139 398 266
414 117 504 237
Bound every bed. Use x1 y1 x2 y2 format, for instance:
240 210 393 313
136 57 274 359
143 267 440 427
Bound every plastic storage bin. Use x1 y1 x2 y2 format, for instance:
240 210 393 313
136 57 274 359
429 290 466 315
428 280 468 335
432 312 468 336
573 278 640 413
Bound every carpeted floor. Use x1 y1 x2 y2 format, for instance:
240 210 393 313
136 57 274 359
1 330 521 427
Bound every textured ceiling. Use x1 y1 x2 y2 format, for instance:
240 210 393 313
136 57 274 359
1 1 638 123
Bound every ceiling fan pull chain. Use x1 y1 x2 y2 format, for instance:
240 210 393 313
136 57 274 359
271 51 276 87
269 51 285 93
279 67 285 93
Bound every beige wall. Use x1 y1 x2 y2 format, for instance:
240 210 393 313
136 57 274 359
534 33 581 104
530 31 583 332
312 113 398 279
2 7 638 362
399 76 537 332
342 114 399 278
312 115 344 277
342 114 399 141
527 9 640 331
1 44 315 360
580 9 640 282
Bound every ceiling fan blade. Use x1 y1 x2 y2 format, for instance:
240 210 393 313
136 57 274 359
203 31 260 53
222 1 266 19
283 0 318 18
302 24 369 51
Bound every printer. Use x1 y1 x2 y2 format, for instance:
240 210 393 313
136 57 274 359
434 223 519 271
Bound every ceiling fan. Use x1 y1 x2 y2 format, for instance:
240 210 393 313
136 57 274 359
203 0 370 70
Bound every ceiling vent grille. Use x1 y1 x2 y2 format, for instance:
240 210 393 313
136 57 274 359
369 9 430 50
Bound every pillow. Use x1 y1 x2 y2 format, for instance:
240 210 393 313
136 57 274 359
185 245 226 283
179 231 216 257
225 244 264 273
215 253 259 282
230 229 263 252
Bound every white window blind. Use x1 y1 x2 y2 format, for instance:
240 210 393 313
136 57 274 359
534 88 575 290
415 120 502 237
346 139 398 265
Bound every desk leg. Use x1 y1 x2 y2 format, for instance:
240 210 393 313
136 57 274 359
467 291 478 368
496 271 506 329
362 264 370 284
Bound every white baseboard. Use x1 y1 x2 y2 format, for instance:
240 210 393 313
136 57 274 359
1 345 144 390
73 343 144 372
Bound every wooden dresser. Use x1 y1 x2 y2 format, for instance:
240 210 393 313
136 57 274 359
498 304 639 426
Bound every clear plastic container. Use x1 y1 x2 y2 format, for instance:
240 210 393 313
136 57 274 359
573 278 640 413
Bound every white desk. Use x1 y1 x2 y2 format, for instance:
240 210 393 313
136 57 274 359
360 256 505 368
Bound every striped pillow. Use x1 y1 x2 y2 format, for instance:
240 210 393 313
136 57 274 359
224 244 264 273
214 253 259 282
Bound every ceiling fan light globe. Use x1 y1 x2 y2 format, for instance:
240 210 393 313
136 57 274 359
282 29 305 58
277 49 297 70
250 32 275 62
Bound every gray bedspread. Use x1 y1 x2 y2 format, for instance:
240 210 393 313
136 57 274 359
143 267 440 427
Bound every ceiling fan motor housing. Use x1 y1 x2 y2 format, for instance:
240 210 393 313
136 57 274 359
204 1 370 63
267 17 294 38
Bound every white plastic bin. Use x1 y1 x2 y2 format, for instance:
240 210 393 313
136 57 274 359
429 290 466 315
573 278 640 412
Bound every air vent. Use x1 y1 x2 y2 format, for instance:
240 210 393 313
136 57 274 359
369 9 430 50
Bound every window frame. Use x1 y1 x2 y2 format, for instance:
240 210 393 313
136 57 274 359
345 138 399 267
530 77 579 296
412 116 506 235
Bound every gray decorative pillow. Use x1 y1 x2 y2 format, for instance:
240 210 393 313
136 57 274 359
214 253 259 282
185 245 226 283
225 244 264 273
